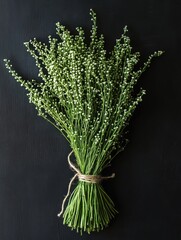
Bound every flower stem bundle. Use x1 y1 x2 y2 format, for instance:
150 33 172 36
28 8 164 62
4 10 163 234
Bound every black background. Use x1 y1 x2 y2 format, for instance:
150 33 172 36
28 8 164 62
0 0 181 239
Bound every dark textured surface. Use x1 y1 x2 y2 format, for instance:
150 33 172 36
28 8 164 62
0 0 180 239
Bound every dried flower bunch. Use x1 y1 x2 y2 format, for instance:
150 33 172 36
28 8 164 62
4 10 163 234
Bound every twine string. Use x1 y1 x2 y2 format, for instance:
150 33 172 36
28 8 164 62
57 150 115 217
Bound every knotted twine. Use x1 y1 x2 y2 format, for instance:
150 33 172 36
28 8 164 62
57 150 115 217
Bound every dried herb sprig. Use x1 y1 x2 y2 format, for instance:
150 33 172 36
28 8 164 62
4 9 163 234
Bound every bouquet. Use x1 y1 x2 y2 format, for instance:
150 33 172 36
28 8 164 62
4 9 163 234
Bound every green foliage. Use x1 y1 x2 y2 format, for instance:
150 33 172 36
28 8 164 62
4 9 163 234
